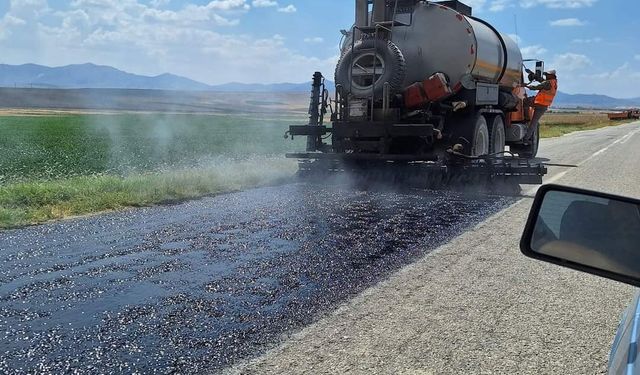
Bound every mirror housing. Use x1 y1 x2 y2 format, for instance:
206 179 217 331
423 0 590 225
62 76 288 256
535 61 544 81
521 184 640 287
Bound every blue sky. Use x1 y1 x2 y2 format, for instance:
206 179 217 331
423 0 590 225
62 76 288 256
0 0 638 97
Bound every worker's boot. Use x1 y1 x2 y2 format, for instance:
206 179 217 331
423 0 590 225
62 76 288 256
523 124 537 146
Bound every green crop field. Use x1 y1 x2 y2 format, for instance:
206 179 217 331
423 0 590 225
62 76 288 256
0 113 305 228
0 108 633 229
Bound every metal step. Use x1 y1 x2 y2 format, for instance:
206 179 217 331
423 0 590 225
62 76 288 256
356 20 410 34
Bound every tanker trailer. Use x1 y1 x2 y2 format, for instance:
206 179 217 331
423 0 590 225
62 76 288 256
286 0 548 185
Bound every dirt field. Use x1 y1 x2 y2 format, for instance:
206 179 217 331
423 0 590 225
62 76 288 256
540 111 629 138
0 88 310 116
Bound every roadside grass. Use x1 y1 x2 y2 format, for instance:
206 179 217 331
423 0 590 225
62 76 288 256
539 112 632 138
0 158 297 229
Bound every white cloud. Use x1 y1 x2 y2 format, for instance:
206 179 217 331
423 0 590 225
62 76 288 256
489 0 511 11
277 4 296 13
523 56 640 98
572 63 640 98
252 1 297 13
252 0 277 7
207 0 250 11
572 37 602 43
551 53 592 72
9 0 50 16
520 0 597 8
635 55 640 61
0 0 51 40
304 37 324 44
150 0 171 7
143 5 242 26
3 15 27 27
549 18 586 26
521 45 548 58
591 63 632 80
0 0 336 84
507 33 522 44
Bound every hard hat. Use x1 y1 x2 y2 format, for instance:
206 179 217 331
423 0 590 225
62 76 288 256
545 69 556 75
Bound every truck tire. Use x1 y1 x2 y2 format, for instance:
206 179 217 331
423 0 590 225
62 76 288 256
489 115 506 154
335 38 406 99
450 112 490 156
469 114 490 156
512 126 539 158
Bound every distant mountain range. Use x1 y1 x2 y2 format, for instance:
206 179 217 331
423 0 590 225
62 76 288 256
1 63 638 109
0 63 327 93
553 92 640 109
0 63 213 91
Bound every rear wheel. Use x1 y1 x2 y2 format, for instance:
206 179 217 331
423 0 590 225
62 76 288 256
470 114 490 156
489 115 506 155
512 126 539 159
449 112 489 156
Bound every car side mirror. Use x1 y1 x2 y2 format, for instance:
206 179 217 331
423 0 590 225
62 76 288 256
520 184 640 287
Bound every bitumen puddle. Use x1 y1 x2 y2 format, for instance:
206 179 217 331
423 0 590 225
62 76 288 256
0 183 515 374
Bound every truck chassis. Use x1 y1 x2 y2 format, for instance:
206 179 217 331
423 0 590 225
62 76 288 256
286 72 548 186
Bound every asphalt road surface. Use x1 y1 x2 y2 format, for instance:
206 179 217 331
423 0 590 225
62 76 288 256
2 122 640 374
229 121 640 375
0 174 512 373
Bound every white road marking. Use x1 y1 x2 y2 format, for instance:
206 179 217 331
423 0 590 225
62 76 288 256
525 125 640 195
619 127 640 144
578 126 640 166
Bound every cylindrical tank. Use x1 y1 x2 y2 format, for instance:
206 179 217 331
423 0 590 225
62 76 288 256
336 2 523 98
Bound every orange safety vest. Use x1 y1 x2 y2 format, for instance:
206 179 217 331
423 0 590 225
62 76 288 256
534 78 558 107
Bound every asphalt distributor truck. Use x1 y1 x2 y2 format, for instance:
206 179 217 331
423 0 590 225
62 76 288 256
286 0 548 186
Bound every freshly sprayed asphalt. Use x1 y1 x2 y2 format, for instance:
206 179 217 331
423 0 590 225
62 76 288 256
0 183 511 373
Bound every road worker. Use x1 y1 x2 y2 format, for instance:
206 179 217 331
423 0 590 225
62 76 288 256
524 69 558 144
